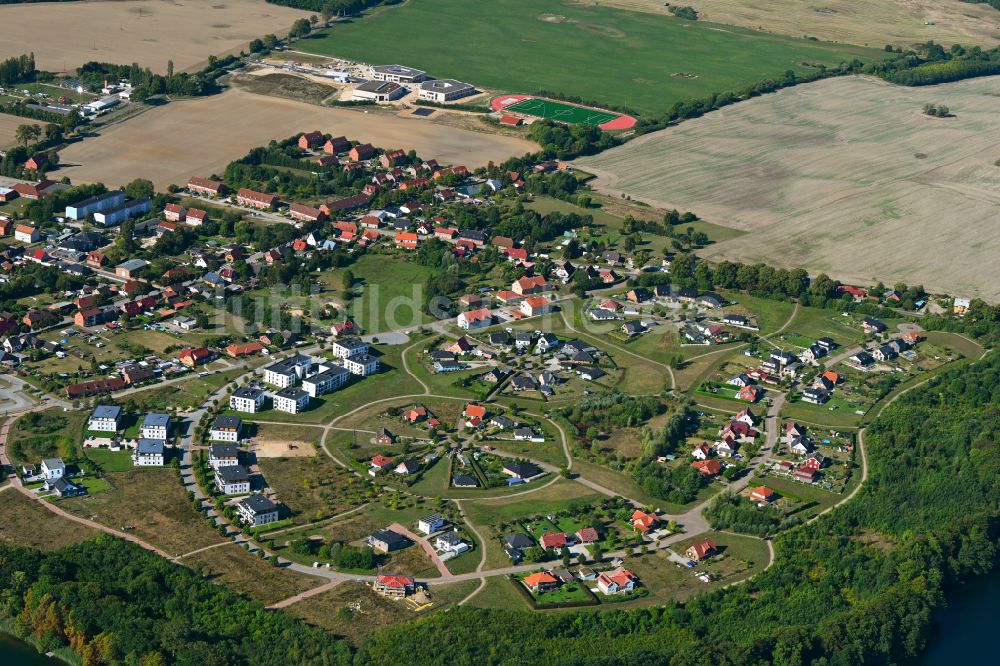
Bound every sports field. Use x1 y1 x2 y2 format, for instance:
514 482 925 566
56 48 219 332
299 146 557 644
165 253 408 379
297 0 881 114
578 75 1000 301
506 98 618 125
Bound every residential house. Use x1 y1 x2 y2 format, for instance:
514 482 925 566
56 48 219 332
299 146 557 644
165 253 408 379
237 495 280 526
179 347 214 368
418 514 446 535
140 413 170 440
457 308 493 330
691 459 723 477
272 386 310 414
523 572 559 593
367 529 409 553
631 510 658 533
210 416 242 442
597 568 638 595
230 386 267 413
685 539 717 561
133 439 165 467
373 574 416 598
521 296 551 317
215 464 251 495
88 405 122 432
750 486 777 503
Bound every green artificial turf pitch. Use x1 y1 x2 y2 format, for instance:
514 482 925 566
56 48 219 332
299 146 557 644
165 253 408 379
506 98 619 125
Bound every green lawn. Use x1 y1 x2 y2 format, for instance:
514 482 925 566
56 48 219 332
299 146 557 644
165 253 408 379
298 0 879 114
85 448 136 473
341 254 434 334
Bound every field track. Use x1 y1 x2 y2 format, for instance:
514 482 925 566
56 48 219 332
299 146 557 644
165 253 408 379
52 88 538 190
578 75 1000 301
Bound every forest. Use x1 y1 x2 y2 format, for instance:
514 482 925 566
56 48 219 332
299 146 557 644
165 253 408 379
0 537 352 665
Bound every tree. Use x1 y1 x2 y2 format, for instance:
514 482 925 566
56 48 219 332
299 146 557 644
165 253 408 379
249 38 265 53
289 18 312 39
15 123 41 148
124 178 154 200
166 60 174 78
44 123 63 143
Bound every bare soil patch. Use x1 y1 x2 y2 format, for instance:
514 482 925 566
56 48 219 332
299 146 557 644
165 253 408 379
0 0 310 74
579 75 1000 300
231 71 339 105
53 87 537 190
592 0 1000 48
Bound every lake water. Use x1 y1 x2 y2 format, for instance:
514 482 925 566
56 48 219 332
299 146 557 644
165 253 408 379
920 568 1000 663
0 633 55 665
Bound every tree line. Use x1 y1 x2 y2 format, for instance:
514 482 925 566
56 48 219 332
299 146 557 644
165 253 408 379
0 52 35 86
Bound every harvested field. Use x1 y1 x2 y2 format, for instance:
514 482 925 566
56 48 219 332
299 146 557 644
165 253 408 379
578 75 1000 301
0 0 309 74
596 0 1000 48
52 88 537 189
0 113 24 149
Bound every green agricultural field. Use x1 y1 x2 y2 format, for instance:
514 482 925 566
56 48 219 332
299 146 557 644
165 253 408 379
298 0 880 114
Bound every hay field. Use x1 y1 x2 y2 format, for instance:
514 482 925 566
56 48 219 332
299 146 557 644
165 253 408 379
578 75 1000 300
52 88 537 189
0 0 309 74
596 0 1000 48
0 113 24 149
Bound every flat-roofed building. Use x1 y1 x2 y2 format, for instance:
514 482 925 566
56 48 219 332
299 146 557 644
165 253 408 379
230 386 267 413
352 80 406 102
418 79 476 102
370 64 427 84
272 386 310 414
302 365 350 397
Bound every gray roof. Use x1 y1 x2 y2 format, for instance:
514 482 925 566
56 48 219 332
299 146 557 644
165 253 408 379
306 366 350 383
369 528 408 546
333 337 367 352
239 494 277 514
212 415 242 430
275 386 309 400
116 258 148 271
452 474 478 487
355 80 402 94
216 464 249 484
136 439 164 455
91 405 121 420
419 78 474 93
233 385 265 399
436 531 465 546
209 442 239 459
265 353 312 377
42 457 65 470
504 533 534 549
142 412 170 428
373 64 425 78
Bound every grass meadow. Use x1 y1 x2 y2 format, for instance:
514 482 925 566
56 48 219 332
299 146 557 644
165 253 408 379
298 0 879 114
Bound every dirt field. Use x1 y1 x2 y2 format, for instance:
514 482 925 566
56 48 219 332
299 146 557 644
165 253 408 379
0 0 309 74
252 428 319 458
578 75 1000 300
0 113 25 149
595 0 1000 48
52 87 537 189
